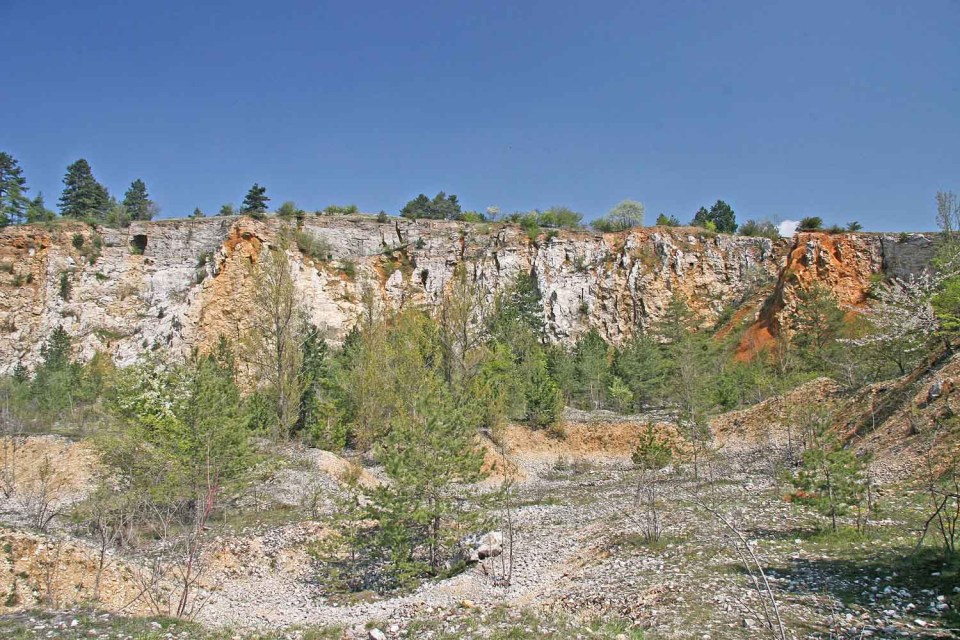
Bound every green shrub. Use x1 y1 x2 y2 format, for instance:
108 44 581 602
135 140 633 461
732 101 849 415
655 213 681 226
324 204 359 215
339 259 356 279
738 219 780 239
277 201 303 218
58 272 71 300
798 216 823 231
292 229 332 263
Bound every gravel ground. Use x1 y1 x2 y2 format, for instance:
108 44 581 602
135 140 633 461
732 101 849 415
192 443 958 639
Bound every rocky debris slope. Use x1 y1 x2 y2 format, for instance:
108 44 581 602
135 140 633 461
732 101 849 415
0 216 934 373
836 346 960 483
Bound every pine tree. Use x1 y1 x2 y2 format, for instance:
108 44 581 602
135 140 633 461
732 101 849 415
525 358 563 429
26 193 55 223
362 373 486 586
573 329 610 409
791 285 845 374
59 159 109 219
122 179 155 221
692 207 710 227
613 331 665 410
791 426 871 533
240 183 269 215
691 201 737 233
400 192 461 220
708 200 737 233
0 152 29 226
191 207 205 218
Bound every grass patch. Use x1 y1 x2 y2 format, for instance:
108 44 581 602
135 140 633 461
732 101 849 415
515 494 564 508
0 610 343 639
404 605 646 639
609 532 687 552
339 258 357 279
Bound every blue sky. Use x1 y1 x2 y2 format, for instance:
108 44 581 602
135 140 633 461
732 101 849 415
1 0 957 231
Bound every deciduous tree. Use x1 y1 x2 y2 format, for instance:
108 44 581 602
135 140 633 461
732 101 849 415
243 245 307 439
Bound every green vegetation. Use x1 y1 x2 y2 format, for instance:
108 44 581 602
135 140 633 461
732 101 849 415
655 212 681 226
0 610 345 639
0 151 29 226
691 199 737 233
4 174 960 633
591 199 645 232
122 178 157 221
59 159 110 220
739 218 780 239
0 607 642 640
25 192 56 223
289 228 332 263
322 203 359 215
277 200 306 218
240 182 269 217
400 191 461 220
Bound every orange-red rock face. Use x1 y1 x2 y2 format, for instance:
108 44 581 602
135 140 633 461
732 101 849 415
736 232 937 359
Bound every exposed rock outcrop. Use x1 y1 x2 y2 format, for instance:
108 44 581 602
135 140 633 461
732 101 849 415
737 231 938 358
0 216 938 372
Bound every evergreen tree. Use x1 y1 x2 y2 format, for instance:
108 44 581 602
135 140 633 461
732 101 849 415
218 203 236 216
573 329 610 409
298 331 345 450
791 285 846 374
613 331 665 409
191 207 205 218
400 191 461 220
708 200 737 233
691 207 710 227
655 213 681 226
240 183 269 215
524 355 563 429
59 159 109 219
691 201 737 233
488 271 545 342
791 427 871 533
31 326 81 414
122 179 155 221
0 152 29 226
25 192 55 223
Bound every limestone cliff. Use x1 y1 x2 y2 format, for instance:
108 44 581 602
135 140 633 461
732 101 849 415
0 216 937 372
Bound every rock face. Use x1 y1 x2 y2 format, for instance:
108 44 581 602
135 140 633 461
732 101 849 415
0 216 938 372
737 231 938 357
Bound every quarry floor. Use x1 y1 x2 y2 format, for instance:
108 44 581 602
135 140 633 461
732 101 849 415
2 419 959 639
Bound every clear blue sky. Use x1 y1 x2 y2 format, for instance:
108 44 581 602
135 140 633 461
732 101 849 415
2 0 958 230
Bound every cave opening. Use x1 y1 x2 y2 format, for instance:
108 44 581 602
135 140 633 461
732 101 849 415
131 234 148 255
